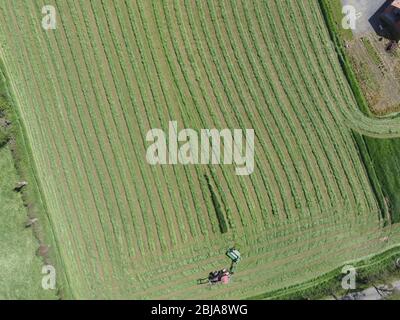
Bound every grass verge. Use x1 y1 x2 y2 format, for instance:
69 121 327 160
248 245 400 300
0 60 70 298
319 0 400 223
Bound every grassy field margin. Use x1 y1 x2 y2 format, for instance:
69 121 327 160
319 0 396 223
248 245 400 299
0 60 70 299
245 0 400 299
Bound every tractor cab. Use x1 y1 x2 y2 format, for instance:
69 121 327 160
226 248 241 273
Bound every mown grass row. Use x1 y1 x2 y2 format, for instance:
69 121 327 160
79 0 173 252
115 201 379 296
241 1 331 214
9 0 103 292
67 0 154 256
32 0 124 271
128 206 377 291
138 213 382 299
179 0 275 226
101 0 195 244
108 0 198 244
270 0 366 212
34 0 132 278
296 0 378 203
193 0 299 222
199 2 291 220
300 0 386 219
0 0 391 298
149 0 249 233
164 0 269 229
224 0 334 217
223 0 325 217
290 0 376 212
229 0 330 215
252 1 342 209
133 0 215 237
0 1 100 297
262 0 374 218
207 2 308 220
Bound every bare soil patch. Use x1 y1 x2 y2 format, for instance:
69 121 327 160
347 33 400 115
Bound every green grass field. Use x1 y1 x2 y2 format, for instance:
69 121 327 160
0 0 399 299
320 0 400 225
0 146 56 299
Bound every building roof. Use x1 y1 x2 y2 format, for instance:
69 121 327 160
380 0 400 39
392 0 400 9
